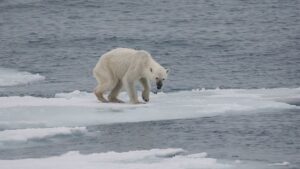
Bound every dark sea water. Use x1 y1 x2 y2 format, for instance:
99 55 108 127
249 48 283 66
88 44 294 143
0 0 300 168
1 0 300 96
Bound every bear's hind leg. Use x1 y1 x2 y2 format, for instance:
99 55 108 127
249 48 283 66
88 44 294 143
94 83 109 103
108 80 124 103
94 75 115 103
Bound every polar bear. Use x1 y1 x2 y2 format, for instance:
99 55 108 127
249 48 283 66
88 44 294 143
93 48 168 104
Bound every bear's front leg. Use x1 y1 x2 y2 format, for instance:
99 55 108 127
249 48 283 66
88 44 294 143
123 77 141 104
140 78 150 102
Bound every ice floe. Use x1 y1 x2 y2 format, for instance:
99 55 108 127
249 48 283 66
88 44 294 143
268 161 290 166
0 88 299 129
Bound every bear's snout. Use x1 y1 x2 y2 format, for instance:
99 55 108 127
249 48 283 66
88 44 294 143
156 81 163 90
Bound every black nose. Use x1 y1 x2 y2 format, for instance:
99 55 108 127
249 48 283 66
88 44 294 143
156 81 162 89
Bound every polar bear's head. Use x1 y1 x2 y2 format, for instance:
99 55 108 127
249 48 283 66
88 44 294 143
149 66 169 90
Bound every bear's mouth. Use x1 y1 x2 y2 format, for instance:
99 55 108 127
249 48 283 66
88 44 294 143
156 81 162 90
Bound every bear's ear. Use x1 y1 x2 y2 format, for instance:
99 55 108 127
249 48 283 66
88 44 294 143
166 69 169 74
150 68 153 72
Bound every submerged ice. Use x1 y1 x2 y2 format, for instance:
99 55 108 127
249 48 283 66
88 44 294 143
0 127 86 141
0 67 45 87
0 148 285 169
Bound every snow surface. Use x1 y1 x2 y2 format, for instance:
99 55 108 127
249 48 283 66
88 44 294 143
0 127 86 141
0 88 299 129
0 148 280 169
0 67 45 87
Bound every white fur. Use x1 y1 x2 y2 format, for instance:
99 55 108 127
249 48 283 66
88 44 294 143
93 48 168 104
